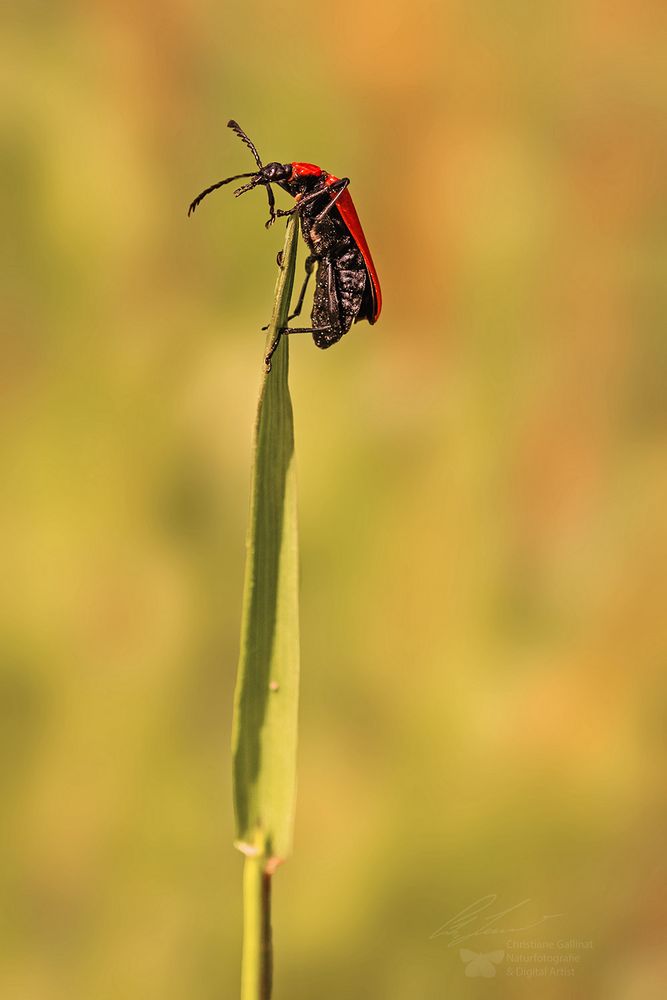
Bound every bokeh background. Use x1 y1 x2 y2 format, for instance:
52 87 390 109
2 1 666 997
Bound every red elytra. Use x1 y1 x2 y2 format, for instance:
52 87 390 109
289 162 382 323
324 174 382 323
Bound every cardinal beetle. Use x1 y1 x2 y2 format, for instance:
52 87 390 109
188 120 382 370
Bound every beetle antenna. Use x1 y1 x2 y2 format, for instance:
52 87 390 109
187 172 258 216
227 120 264 170
227 119 276 227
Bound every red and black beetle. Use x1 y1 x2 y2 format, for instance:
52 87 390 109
188 120 382 368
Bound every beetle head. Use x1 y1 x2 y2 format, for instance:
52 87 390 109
259 162 291 184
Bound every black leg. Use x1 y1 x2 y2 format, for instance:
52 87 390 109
274 178 350 220
287 255 317 321
275 327 328 334
264 326 330 371
314 178 350 222
264 330 284 371
261 253 318 331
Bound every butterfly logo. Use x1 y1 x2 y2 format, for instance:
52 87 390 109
459 949 505 977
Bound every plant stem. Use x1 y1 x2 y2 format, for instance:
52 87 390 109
241 846 272 1000
235 212 300 999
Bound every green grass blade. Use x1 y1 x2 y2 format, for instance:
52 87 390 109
232 212 300 866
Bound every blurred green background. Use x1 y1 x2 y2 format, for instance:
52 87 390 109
2 1 666 997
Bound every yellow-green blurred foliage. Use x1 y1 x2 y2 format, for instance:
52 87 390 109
2 2 666 997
